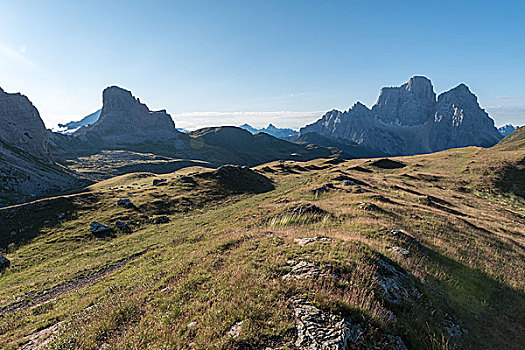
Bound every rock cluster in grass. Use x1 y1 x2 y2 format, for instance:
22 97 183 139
375 259 421 304
278 203 328 218
310 183 336 196
294 237 333 247
114 220 131 233
90 222 112 234
388 246 411 258
283 260 332 281
292 298 408 350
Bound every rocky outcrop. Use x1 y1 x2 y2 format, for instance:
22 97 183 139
431 84 502 151
301 76 503 155
292 298 408 350
74 86 179 143
0 87 83 206
0 87 50 161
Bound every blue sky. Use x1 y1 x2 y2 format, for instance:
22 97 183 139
0 0 524 129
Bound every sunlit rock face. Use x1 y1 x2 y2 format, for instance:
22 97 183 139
0 86 51 161
301 76 502 155
374 76 436 127
431 84 502 151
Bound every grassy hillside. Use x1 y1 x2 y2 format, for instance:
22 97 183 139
0 143 523 349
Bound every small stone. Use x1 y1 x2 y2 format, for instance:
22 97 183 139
294 237 333 247
117 198 133 208
153 215 169 224
152 179 167 186
358 202 382 212
187 321 197 330
443 314 466 338
389 246 411 258
390 229 406 238
0 255 10 271
10 231 17 237
114 220 131 233
227 320 243 338
90 222 112 234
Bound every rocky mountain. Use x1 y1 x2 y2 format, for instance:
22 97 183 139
74 86 183 143
240 123 299 139
56 109 101 135
0 87 51 161
498 124 517 137
301 76 503 155
0 87 83 206
50 87 346 168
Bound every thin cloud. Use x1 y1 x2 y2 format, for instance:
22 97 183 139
172 110 326 130
0 44 34 68
485 104 525 126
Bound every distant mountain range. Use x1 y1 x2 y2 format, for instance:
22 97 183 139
48 86 345 167
301 76 503 156
498 124 517 137
239 123 298 139
55 109 101 134
1 77 514 205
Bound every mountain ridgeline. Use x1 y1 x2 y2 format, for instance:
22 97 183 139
48 86 345 166
301 76 503 155
0 77 514 206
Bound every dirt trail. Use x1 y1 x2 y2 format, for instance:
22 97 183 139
0 249 148 315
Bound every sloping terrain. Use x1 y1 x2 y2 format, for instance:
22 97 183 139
289 131 385 158
0 141 83 207
0 142 523 349
189 126 347 165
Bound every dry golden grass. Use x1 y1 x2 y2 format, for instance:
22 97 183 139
0 144 523 349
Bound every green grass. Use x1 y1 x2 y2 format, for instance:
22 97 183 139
0 146 524 349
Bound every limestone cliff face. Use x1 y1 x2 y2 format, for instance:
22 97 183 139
300 77 502 155
374 76 436 127
74 86 177 143
0 87 50 161
431 84 502 151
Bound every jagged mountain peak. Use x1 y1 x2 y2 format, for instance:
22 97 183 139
350 101 370 112
438 83 477 104
75 86 176 139
301 76 502 155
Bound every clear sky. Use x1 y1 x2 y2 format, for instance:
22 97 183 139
1 0 524 130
